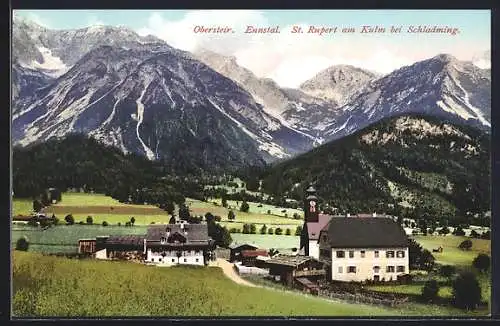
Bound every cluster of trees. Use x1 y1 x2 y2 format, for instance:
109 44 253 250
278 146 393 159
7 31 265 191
408 239 435 271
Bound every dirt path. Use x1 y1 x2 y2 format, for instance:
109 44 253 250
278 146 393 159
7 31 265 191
210 258 260 287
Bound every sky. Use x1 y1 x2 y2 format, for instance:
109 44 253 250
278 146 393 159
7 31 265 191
14 10 491 88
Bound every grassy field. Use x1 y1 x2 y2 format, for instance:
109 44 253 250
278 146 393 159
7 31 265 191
13 251 489 317
231 234 300 252
186 198 302 229
366 235 491 313
12 199 34 216
411 235 491 266
12 225 148 252
13 193 302 228
12 251 393 317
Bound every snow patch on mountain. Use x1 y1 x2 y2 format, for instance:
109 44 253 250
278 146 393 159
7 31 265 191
135 84 156 160
31 46 68 75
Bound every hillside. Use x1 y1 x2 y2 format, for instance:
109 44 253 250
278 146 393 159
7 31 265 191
12 134 165 197
260 114 490 220
12 251 483 317
12 251 392 317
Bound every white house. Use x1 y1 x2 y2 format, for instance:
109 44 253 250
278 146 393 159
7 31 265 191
299 184 409 282
318 216 409 282
144 223 214 266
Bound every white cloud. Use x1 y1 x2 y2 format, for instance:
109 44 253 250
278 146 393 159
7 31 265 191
136 11 462 88
23 12 52 28
87 15 105 27
137 10 267 54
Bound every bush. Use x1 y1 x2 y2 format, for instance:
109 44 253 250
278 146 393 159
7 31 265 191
117 222 121 226
65 214 75 225
214 215 222 222
260 224 267 235
275 228 283 235
470 230 480 238
102 221 108 227
130 217 135 225
480 230 490 239
267 210 271 215
452 226 465 236
472 254 490 272
438 227 450 235
86 216 93 225
293 213 301 220
285 228 291 236
295 225 303 236
78 221 85 225
439 265 456 279
227 210 235 221
458 239 472 251
250 224 257 234
16 237 29 251
268 228 274 235
452 272 482 310
240 201 250 213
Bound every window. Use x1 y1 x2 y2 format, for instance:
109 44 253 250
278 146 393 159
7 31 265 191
386 251 395 258
373 266 380 273
184 258 187 262
338 267 343 273
196 258 199 262
159 258 162 262
386 266 395 273
397 251 405 258
151 258 154 262
348 266 356 273
360 250 365 258
349 251 354 258
336 251 345 258
374 251 379 258
172 259 175 262
397 266 405 273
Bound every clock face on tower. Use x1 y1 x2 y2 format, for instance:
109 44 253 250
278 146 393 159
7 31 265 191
309 200 316 213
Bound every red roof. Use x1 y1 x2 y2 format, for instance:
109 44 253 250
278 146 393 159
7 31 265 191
241 249 268 257
306 214 334 240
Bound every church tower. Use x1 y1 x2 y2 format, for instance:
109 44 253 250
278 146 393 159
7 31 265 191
304 184 319 223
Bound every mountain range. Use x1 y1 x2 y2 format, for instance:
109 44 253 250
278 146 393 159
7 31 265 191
260 114 490 217
11 17 491 173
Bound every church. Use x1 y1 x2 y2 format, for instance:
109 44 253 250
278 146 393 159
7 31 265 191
299 185 410 282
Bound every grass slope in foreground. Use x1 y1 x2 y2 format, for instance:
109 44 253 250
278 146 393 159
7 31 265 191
13 252 486 317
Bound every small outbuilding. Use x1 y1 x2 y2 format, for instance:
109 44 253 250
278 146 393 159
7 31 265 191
265 255 326 286
229 243 259 262
241 249 268 267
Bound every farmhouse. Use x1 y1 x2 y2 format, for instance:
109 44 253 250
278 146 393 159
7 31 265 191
144 223 215 266
82 221 216 266
299 185 410 282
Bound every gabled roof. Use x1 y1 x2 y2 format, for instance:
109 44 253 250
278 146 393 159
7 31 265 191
306 214 335 240
325 216 408 248
146 224 210 244
241 249 268 257
266 255 319 267
229 243 258 250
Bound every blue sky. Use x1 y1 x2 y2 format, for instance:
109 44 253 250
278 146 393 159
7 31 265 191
14 10 491 87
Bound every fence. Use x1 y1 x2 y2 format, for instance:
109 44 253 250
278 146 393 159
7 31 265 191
318 289 409 307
